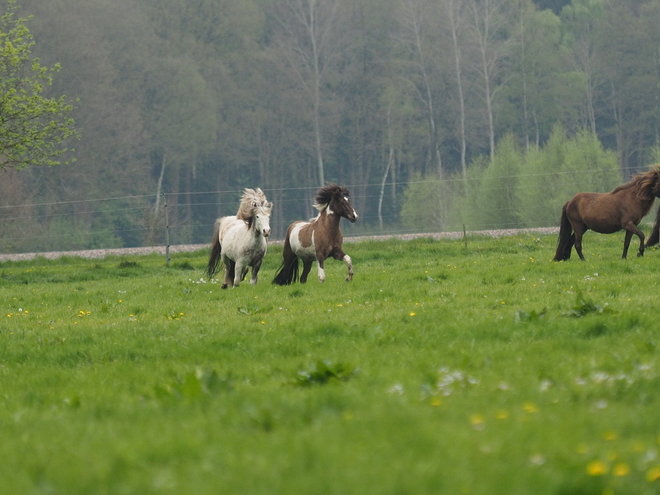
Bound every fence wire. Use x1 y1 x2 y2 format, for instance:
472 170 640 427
0 169 643 255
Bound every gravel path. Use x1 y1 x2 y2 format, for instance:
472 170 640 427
0 227 559 262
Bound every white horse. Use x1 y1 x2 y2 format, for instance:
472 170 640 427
205 188 273 288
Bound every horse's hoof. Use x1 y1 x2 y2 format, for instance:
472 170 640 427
221 284 229 289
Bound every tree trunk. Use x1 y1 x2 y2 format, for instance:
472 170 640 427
447 0 468 181
379 108 395 230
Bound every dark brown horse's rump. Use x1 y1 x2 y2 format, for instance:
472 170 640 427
554 167 660 261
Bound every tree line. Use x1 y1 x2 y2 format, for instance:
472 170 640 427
1 0 660 252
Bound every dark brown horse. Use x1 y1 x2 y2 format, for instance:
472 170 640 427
644 205 660 249
553 167 660 261
273 184 358 285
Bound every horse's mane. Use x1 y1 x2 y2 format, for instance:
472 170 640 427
313 184 349 211
612 167 660 200
236 188 269 222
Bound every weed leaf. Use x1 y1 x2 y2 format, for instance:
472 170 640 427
563 290 610 317
515 308 547 323
295 359 358 386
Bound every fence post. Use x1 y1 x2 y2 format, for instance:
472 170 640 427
164 192 170 265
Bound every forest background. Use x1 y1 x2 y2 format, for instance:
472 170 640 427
2 0 660 253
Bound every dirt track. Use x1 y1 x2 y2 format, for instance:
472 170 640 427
0 227 559 262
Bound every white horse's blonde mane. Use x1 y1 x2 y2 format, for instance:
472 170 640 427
236 188 270 222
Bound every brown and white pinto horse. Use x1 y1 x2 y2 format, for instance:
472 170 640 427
273 184 358 285
553 166 660 261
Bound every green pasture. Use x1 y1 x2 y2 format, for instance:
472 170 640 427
2 232 660 494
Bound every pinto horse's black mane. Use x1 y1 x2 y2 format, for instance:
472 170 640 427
313 184 349 211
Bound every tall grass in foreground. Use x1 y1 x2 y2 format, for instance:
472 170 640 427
2 233 660 494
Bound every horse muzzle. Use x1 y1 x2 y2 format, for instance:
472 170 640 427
348 211 358 223
263 229 271 237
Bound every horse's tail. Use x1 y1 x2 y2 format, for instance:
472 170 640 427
205 220 223 279
553 203 574 261
645 205 660 248
273 235 299 285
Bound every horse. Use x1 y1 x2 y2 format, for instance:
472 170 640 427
205 188 273 288
553 166 660 261
273 184 358 285
644 205 660 249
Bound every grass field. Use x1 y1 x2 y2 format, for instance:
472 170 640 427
2 232 660 494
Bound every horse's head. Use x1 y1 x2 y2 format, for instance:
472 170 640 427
252 201 272 237
237 188 269 222
315 184 359 223
652 167 660 198
637 167 660 199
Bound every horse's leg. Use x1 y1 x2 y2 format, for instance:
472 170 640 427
300 260 313 283
249 260 262 285
646 222 660 248
573 225 587 261
622 222 645 258
331 248 353 281
316 257 326 283
621 231 634 259
233 260 247 287
645 206 660 247
344 254 353 281
222 260 235 289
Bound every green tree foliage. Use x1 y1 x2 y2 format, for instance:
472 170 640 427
400 172 456 232
0 0 78 171
402 128 619 233
469 135 524 230
6 0 660 252
501 4 583 147
532 0 570 14
591 0 660 173
516 126 568 227
517 127 619 227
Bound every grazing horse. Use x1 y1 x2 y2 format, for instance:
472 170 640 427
205 188 272 288
553 166 660 261
273 184 358 285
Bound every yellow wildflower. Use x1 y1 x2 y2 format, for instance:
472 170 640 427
495 409 509 420
632 441 645 452
613 463 630 477
586 460 608 476
647 466 660 482
603 430 618 441
470 414 484 427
